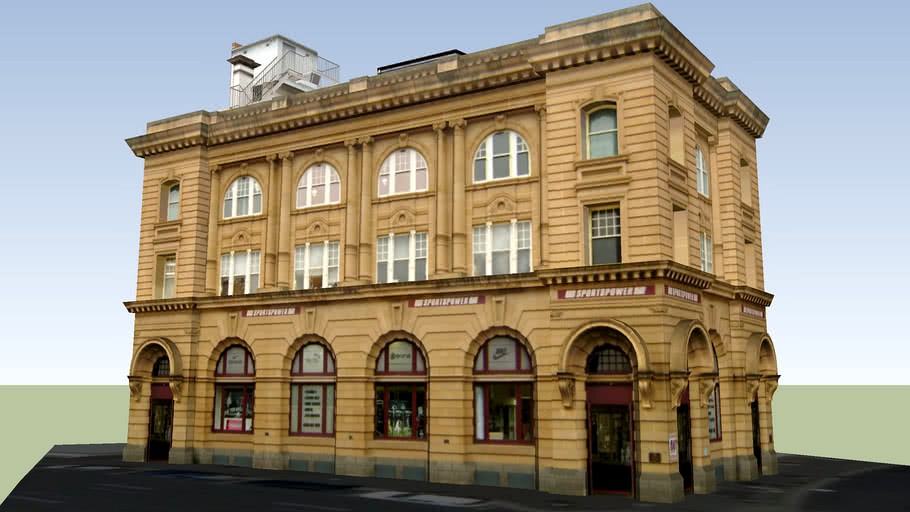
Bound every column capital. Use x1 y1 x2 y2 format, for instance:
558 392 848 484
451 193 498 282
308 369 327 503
279 151 294 161
208 164 220 174
344 138 358 148
265 153 278 163
534 103 547 119
448 118 466 131
358 136 374 146
432 121 447 133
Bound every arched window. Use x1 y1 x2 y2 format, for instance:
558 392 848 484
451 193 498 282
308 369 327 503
586 345 632 374
585 104 618 159
378 148 427 197
213 345 255 432
473 130 530 183
297 163 341 208
473 336 533 443
152 356 170 377
290 343 336 436
223 176 263 219
374 340 426 439
707 349 722 441
160 183 180 222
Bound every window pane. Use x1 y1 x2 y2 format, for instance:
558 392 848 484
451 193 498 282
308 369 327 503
312 184 325 205
589 132 617 158
301 344 325 373
379 175 389 196
473 226 486 253
474 385 485 440
330 182 340 203
488 383 517 440
237 196 249 217
377 237 388 262
223 197 232 218
326 385 335 434
377 262 387 283
414 233 427 258
590 108 617 132
252 191 261 214
473 254 486 276
224 347 247 374
290 385 300 433
492 252 509 275
309 244 324 269
233 275 246 294
220 277 230 296
517 221 531 249
517 249 530 273
393 260 409 282
416 386 426 439
388 385 414 438
222 387 246 431
163 276 175 298
486 337 518 371
416 167 427 191
394 234 409 260
520 383 533 440
492 223 510 251
167 203 179 221
395 171 409 194
387 341 415 372
299 385 324 434
592 237 621 265
516 152 529 176
374 385 386 436
295 270 305 290
492 132 509 155
493 155 510 179
415 258 426 281
474 159 486 182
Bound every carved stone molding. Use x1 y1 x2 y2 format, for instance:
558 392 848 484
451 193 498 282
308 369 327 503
638 373 653 409
209 164 220 174
556 372 575 408
279 151 294 161
344 139 358 148
494 114 507 129
448 118 466 131
762 377 779 403
746 377 761 405
398 133 409 147
265 153 278 163
358 136 373 146
129 379 143 402
534 104 547 119
314 148 324 160
699 376 718 408
169 380 183 403
670 373 689 408
432 121 447 133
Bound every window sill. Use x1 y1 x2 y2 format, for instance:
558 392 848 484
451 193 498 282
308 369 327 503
153 220 182 243
219 213 266 226
210 429 254 435
574 154 630 193
292 203 346 216
373 190 434 204
473 439 535 446
465 175 538 193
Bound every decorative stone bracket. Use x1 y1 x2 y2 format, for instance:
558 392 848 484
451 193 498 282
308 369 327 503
128 378 143 402
698 376 719 408
762 376 780 403
638 372 653 409
670 372 689 408
169 380 183 403
746 375 761 405
556 372 575 408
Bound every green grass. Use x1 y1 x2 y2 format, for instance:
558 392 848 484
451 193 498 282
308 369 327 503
0 385 907 503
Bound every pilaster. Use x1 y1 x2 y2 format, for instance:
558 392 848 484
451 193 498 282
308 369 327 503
449 119 467 275
277 152 294 290
264 154 280 289
535 104 549 267
433 122 450 274
358 137 374 282
204 165 221 295
343 139 360 283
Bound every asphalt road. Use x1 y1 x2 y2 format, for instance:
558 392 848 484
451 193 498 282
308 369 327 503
2 446 907 512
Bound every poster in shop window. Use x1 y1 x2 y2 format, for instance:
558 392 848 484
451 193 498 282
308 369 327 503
300 385 324 433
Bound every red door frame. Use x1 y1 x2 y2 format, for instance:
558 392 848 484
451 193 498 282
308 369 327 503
585 383 634 496
147 383 174 462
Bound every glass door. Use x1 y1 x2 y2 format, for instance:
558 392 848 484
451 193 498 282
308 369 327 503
588 404 633 494
147 399 173 462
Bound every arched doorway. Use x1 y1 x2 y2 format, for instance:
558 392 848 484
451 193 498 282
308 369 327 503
147 355 174 462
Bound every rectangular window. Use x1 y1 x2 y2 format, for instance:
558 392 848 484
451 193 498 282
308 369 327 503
374 383 426 439
376 232 428 284
696 145 710 197
587 106 618 159
700 233 713 273
220 250 260 296
472 220 532 276
294 241 341 290
162 255 176 299
290 383 335 435
707 384 722 441
590 208 621 265
166 185 179 221
474 382 533 442
213 384 254 432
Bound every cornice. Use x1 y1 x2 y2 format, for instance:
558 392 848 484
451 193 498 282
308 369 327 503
124 299 197 314
694 77 769 138
537 261 713 289
734 286 774 307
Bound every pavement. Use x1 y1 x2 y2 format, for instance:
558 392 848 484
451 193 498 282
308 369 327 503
1 444 907 511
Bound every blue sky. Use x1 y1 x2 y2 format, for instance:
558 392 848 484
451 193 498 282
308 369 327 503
0 1 906 384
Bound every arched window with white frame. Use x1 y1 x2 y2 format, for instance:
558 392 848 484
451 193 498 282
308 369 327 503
473 130 530 183
473 336 534 443
223 176 263 219
290 343 336 436
378 148 428 197
297 163 341 208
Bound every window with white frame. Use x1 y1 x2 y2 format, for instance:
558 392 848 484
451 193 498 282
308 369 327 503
166 184 180 221
376 231 427 283
700 233 713 273
472 220 531 276
220 250 260 295
378 148 428 197
297 163 341 208
473 130 530 183
294 241 340 289
586 105 618 159
696 145 710 196
161 255 176 299
590 208 621 265
223 176 263 219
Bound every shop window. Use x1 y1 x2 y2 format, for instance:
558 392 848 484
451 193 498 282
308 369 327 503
378 148 428 197
584 104 618 159
223 176 263 219
290 343 336 436
473 130 530 183
473 336 534 443
374 340 426 440
589 208 621 265
220 250 260 295
586 345 632 374
472 220 531 276
297 163 341 208
213 346 255 433
376 231 427 283
294 241 340 289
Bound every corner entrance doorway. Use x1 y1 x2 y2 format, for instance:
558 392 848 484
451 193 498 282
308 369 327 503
751 399 762 474
676 386 693 492
586 384 634 495
147 383 173 462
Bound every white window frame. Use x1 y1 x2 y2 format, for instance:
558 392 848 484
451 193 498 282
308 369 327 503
294 241 340 289
376 231 428 283
166 184 180 221
473 130 530 183
297 163 341 209
700 232 713 273
220 250 261 295
696 145 710 197
589 207 621 265
586 105 618 159
162 255 176 298
223 176 263 219
472 220 532 276
378 149 428 197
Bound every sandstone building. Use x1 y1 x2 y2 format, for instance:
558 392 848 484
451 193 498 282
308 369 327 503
123 4 780 503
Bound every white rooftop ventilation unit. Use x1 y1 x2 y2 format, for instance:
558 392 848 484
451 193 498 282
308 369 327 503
228 35 340 108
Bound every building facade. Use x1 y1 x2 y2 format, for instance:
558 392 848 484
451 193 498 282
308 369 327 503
123 4 780 503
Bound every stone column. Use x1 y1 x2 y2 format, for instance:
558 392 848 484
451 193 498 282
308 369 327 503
205 165 221 295
759 377 779 475
691 376 718 494
343 139 360 283
277 152 294 290
433 122 450 274
358 137 374 282
264 154 280 289
449 119 467 275
535 104 549 267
